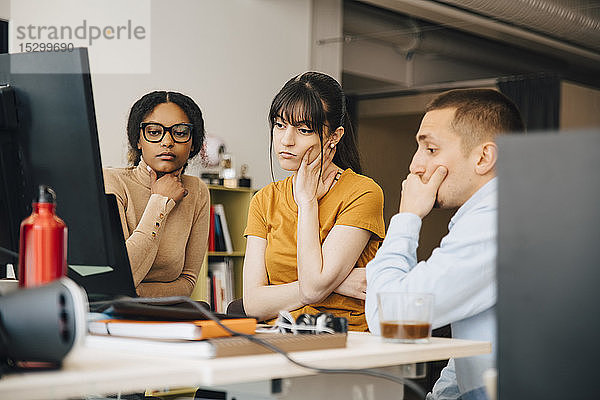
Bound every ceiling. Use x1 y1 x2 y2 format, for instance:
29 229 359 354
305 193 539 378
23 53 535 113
342 0 600 93
358 0 600 63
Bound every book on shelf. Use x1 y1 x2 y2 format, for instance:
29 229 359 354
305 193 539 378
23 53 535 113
208 269 220 312
209 205 215 251
88 317 256 341
208 258 234 313
85 332 348 359
214 212 226 251
208 203 233 253
212 204 233 253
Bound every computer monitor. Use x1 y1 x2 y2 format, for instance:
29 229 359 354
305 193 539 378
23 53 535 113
0 48 136 297
497 130 600 399
0 86 24 276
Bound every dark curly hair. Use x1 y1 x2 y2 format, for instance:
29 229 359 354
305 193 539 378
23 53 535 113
126 91 205 166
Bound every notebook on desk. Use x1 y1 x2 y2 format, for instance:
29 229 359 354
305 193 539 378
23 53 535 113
85 332 348 359
88 317 257 340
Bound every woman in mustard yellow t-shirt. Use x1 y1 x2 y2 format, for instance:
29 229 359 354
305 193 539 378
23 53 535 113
243 72 385 331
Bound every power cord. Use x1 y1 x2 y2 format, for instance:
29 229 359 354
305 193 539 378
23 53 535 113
107 296 427 399
0 246 18 260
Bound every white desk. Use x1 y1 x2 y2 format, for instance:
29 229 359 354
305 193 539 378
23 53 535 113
0 332 491 400
0 279 18 296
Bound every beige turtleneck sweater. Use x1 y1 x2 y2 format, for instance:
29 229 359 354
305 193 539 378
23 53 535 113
103 159 210 297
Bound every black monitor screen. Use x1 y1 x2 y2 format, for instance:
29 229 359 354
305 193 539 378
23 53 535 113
0 49 135 296
0 101 25 273
497 130 600 400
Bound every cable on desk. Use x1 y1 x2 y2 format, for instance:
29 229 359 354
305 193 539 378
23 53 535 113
0 246 18 260
110 296 427 399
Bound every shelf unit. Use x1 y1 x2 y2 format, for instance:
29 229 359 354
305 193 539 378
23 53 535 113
191 184 255 303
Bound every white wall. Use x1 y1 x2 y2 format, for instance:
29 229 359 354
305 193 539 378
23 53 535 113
0 0 8 20
90 0 312 188
311 0 342 81
1 0 313 189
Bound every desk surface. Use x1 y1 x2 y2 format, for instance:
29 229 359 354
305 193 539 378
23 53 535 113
0 332 491 400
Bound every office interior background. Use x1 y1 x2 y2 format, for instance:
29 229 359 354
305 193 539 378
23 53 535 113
0 1 599 398
0 0 598 298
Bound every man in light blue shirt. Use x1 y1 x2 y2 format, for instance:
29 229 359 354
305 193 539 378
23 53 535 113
366 89 524 400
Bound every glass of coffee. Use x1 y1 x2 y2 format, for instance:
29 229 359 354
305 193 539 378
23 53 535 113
377 292 434 343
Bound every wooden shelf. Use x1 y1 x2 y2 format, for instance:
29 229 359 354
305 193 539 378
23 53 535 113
147 387 197 399
208 251 245 257
207 184 255 193
192 184 256 303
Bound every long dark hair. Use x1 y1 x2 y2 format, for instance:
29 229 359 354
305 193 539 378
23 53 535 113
268 72 362 175
126 91 205 166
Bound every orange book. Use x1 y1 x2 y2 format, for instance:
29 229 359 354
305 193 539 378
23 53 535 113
88 318 256 341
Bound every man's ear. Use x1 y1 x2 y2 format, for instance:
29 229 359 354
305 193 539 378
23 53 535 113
475 142 498 175
329 126 345 146
137 140 141 150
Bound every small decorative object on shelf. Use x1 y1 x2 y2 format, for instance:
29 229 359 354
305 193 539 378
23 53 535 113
200 172 223 186
223 179 237 188
204 135 226 169
197 135 226 184
220 153 237 188
238 164 251 188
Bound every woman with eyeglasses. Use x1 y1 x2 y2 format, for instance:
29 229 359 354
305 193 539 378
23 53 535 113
104 91 209 297
242 72 385 331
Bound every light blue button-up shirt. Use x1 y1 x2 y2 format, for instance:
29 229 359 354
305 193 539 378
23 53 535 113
366 178 497 399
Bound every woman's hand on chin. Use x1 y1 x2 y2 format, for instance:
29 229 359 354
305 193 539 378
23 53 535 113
149 167 188 203
293 141 337 207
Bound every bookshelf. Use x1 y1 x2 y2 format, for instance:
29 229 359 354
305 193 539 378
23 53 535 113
191 184 255 306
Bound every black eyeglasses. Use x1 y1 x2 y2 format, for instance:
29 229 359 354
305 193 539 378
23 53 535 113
140 122 193 143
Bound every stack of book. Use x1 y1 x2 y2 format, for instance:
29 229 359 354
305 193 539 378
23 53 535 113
86 296 348 360
88 317 256 341
86 329 348 359
86 300 264 358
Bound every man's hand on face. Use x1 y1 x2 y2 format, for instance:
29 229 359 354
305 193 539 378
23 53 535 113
399 166 448 219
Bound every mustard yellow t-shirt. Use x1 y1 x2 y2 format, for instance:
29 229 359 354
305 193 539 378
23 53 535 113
244 169 385 331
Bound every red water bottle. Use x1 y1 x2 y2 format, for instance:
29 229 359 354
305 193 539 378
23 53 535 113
18 185 68 288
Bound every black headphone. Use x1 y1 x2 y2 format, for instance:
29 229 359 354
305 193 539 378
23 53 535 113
276 311 348 334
